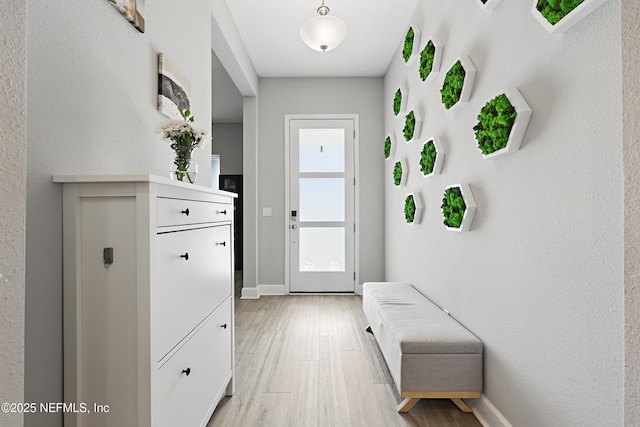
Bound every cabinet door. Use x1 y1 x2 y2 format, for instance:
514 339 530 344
155 300 232 427
155 225 231 360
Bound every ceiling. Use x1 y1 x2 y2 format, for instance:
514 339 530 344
211 0 419 122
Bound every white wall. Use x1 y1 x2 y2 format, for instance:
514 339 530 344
212 123 243 175
25 1 213 425
255 78 385 290
384 1 622 426
0 1 27 426
623 0 640 424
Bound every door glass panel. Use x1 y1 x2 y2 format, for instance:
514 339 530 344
299 227 345 272
299 128 345 172
299 178 344 222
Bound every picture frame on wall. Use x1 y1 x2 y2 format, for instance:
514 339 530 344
107 0 145 32
158 53 191 119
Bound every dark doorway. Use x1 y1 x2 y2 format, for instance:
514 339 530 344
220 175 243 270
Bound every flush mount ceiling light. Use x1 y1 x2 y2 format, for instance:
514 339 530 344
300 1 347 52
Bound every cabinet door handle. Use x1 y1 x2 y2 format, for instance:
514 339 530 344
221 323 228 329
216 241 227 247
182 368 191 376
180 252 189 261
181 208 190 216
217 210 227 215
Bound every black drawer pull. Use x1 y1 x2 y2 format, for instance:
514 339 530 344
216 241 227 247
221 323 228 329
180 252 189 261
218 210 227 215
181 208 190 216
182 368 191 376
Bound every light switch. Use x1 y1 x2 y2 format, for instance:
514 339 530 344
262 207 272 217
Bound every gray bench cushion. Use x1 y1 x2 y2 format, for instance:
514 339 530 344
364 283 482 355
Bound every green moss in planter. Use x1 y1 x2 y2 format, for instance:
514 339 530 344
441 187 467 228
393 161 403 186
441 60 466 110
419 41 436 81
393 89 402 116
384 136 392 159
536 0 585 25
402 27 415 63
403 111 416 142
473 94 517 156
404 194 416 223
419 140 437 175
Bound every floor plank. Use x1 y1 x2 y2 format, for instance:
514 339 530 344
207 275 482 427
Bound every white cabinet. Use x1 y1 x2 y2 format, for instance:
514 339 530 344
54 175 236 427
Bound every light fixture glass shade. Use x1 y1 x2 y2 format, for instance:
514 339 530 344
300 15 347 52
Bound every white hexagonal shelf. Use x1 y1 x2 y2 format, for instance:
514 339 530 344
531 0 610 34
393 83 408 117
403 108 422 143
419 137 445 178
478 0 503 10
475 87 533 160
402 25 421 66
384 134 396 161
441 55 476 113
404 191 423 225
419 35 443 85
441 183 477 232
392 157 408 187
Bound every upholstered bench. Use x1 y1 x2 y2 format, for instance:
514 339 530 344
362 282 483 413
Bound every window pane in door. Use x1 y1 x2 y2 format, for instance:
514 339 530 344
299 227 345 272
299 128 345 172
299 178 344 222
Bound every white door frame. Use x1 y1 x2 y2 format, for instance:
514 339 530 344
284 114 360 294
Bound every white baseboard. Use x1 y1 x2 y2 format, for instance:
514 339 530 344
468 394 513 427
240 284 286 299
240 287 259 299
258 284 286 296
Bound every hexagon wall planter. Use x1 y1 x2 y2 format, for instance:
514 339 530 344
441 56 476 113
384 134 396 160
393 158 408 187
418 35 443 85
475 87 533 160
478 0 503 10
441 183 477 232
393 83 408 117
402 26 421 65
404 192 423 225
419 137 445 178
403 109 422 143
531 0 609 33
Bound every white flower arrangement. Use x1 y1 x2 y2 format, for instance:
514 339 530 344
159 109 208 151
159 108 209 183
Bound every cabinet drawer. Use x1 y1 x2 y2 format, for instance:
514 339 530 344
156 300 232 427
155 225 232 359
157 197 231 227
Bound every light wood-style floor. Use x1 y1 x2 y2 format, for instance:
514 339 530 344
207 276 482 427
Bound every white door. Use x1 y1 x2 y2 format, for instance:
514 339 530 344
288 119 355 292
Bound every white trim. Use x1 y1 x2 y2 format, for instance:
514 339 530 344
468 394 513 427
258 284 286 296
240 284 287 299
530 0 610 34
240 287 259 299
284 114 360 295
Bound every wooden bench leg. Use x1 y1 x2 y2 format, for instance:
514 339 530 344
451 398 473 413
397 398 420 413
